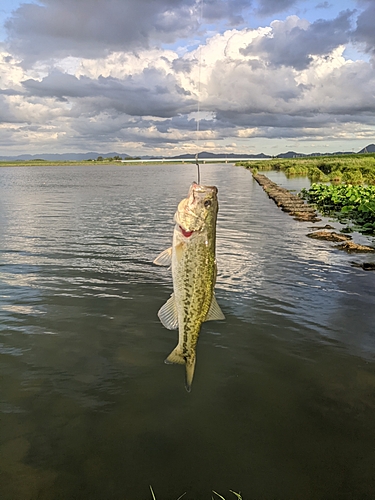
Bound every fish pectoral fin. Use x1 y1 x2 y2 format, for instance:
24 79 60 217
204 294 225 322
157 294 179 330
153 247 172 266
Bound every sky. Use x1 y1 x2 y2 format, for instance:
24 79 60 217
0 0 375 156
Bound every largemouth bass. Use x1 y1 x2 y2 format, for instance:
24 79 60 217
154 182 225 392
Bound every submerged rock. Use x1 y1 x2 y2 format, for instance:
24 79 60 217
307 230 374 252
309 224 335 231
336 241 375 253
307 231 351 242
351 262 375 270
250 171 375 257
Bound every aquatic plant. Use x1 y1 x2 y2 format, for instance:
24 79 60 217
308 166 330 182
285 165 309 176
213 490 243 500
342 169 363 185
329 170 343 182
301 183 375 234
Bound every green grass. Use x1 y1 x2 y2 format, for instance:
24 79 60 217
237 154 375 185
0 160 118 167
0 156 146 167
238 154 375 234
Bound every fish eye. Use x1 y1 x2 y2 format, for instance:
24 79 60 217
204 200 212 208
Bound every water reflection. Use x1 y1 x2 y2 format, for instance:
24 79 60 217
1 164 375 499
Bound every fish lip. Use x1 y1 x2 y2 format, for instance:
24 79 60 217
179 225 194 238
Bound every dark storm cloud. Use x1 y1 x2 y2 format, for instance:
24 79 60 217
5 0 252 63
215 110 342 129
202 0 251 24
6 0 192 62
241 10 353 69
353 0 375 56
153 114 222 133
255 0 300 16
22 68 194 118
0 88 23 96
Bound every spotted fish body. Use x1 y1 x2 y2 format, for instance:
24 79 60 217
154 182 225 392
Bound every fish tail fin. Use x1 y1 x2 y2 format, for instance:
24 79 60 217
164 347 196 393
184 356 196 393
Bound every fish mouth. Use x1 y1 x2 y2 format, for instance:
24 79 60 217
179 226 194 238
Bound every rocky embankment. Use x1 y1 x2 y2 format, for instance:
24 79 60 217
252 172 375 261
253 173 320 222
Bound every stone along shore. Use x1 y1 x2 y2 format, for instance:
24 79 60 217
252 172 375 259
252 173 320 222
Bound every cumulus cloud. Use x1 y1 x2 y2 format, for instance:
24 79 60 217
1 3 375 155
22 68 195 117
241 10 353 69
5 0 254 64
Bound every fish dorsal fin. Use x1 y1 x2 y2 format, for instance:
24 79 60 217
158 294 179 330
204 294 225 322
153 247 172 266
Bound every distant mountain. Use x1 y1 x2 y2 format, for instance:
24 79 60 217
276 149 361 158
358 144 375 154
0 152 130 161
171 151 271 159
1 144 374 162
276 151 303 158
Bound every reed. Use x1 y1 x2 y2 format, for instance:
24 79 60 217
148 486 243 500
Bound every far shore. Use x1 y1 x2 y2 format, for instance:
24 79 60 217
0 160 146 167
0 159 237 167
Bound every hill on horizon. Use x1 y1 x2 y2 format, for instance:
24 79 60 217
358 144 375 154
0 144 374 161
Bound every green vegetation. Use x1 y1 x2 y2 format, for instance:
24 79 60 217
0 157 141 167
237 153 375 185
301 183 375 234
238 154 375 234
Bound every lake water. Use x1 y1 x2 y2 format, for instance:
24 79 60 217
1 164 375 500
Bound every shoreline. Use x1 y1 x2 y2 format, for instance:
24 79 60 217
251 171 375 256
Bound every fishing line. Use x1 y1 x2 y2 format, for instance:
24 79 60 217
195 0 204 185
195 153 201 184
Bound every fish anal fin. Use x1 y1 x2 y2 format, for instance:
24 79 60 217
153 247 172 266
164 346 185 365
204 294 225 322
158 295 178 330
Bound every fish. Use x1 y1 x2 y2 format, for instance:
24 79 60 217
154 182 225 392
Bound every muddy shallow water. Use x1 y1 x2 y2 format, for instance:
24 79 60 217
1 164 375 499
